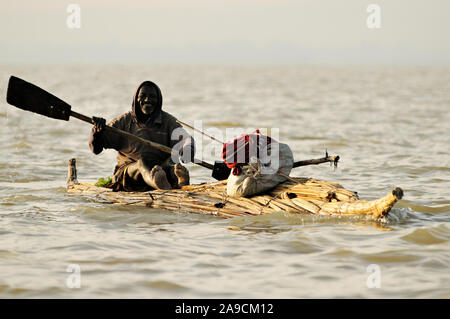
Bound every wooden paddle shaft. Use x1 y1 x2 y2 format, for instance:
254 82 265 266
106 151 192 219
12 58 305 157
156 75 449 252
70 110 214 170
293 156 339 168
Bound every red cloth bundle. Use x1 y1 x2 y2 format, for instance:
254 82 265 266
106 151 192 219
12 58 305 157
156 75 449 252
221 130 274 175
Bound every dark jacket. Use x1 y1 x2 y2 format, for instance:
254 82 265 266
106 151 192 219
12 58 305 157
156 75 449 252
89 81 195 183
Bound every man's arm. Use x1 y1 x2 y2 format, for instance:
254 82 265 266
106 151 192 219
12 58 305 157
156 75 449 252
89 116 126 154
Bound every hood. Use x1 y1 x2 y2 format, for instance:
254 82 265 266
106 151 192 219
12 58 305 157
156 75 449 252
131 81 163 124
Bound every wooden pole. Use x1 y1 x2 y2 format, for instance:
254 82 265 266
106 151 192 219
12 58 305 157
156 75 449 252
67 158 78 185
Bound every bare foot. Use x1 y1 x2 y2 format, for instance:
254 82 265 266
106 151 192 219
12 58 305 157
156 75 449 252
174 163 190 187
149 165 172 190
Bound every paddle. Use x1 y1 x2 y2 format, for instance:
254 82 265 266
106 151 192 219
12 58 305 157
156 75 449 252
6 76 215 171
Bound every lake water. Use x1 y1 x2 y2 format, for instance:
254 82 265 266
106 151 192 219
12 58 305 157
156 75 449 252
0 65 449 298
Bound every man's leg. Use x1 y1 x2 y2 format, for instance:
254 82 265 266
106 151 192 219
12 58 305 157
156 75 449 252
126 159 172 190
174 163 190 187
160 158 190 189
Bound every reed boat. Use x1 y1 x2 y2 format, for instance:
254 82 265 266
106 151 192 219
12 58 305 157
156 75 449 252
66 159 403 220
7 77 402 220
5 77 403 220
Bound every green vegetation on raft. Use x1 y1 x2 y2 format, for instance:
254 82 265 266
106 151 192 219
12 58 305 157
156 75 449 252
95 176 112 187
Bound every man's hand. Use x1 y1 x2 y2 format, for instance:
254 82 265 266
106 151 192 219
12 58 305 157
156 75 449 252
92 116 106 134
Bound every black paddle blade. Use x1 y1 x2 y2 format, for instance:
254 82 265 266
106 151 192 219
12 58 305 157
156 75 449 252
6 76 71 121
212 161 231 181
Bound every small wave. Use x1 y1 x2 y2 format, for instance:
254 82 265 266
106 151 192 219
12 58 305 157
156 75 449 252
359 250 422 263
0 163 23 169
66 256 157 265
2 194 51 203
8 142 32 149
74 204 214 226
0 176 51 183
0 285 31 296
387 207 419 223
47 128 71 136
401 223 449 245
322 141 350 148
327 249 356 257
229 211 392 233
0 250 19 258
291 136 327 141
207 121 243 128
406 166 450 174
143 280 188 291
397 200 450 214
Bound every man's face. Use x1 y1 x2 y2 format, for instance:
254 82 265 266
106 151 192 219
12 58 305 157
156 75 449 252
137 85 158 115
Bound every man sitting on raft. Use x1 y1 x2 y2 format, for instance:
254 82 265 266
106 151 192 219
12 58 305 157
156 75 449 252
222 130 294 197
89 81 194 191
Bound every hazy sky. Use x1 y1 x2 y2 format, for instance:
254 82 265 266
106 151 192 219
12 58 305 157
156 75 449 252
1 0 449 64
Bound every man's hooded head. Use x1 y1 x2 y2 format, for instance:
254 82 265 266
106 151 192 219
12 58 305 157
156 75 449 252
132 81 163 123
